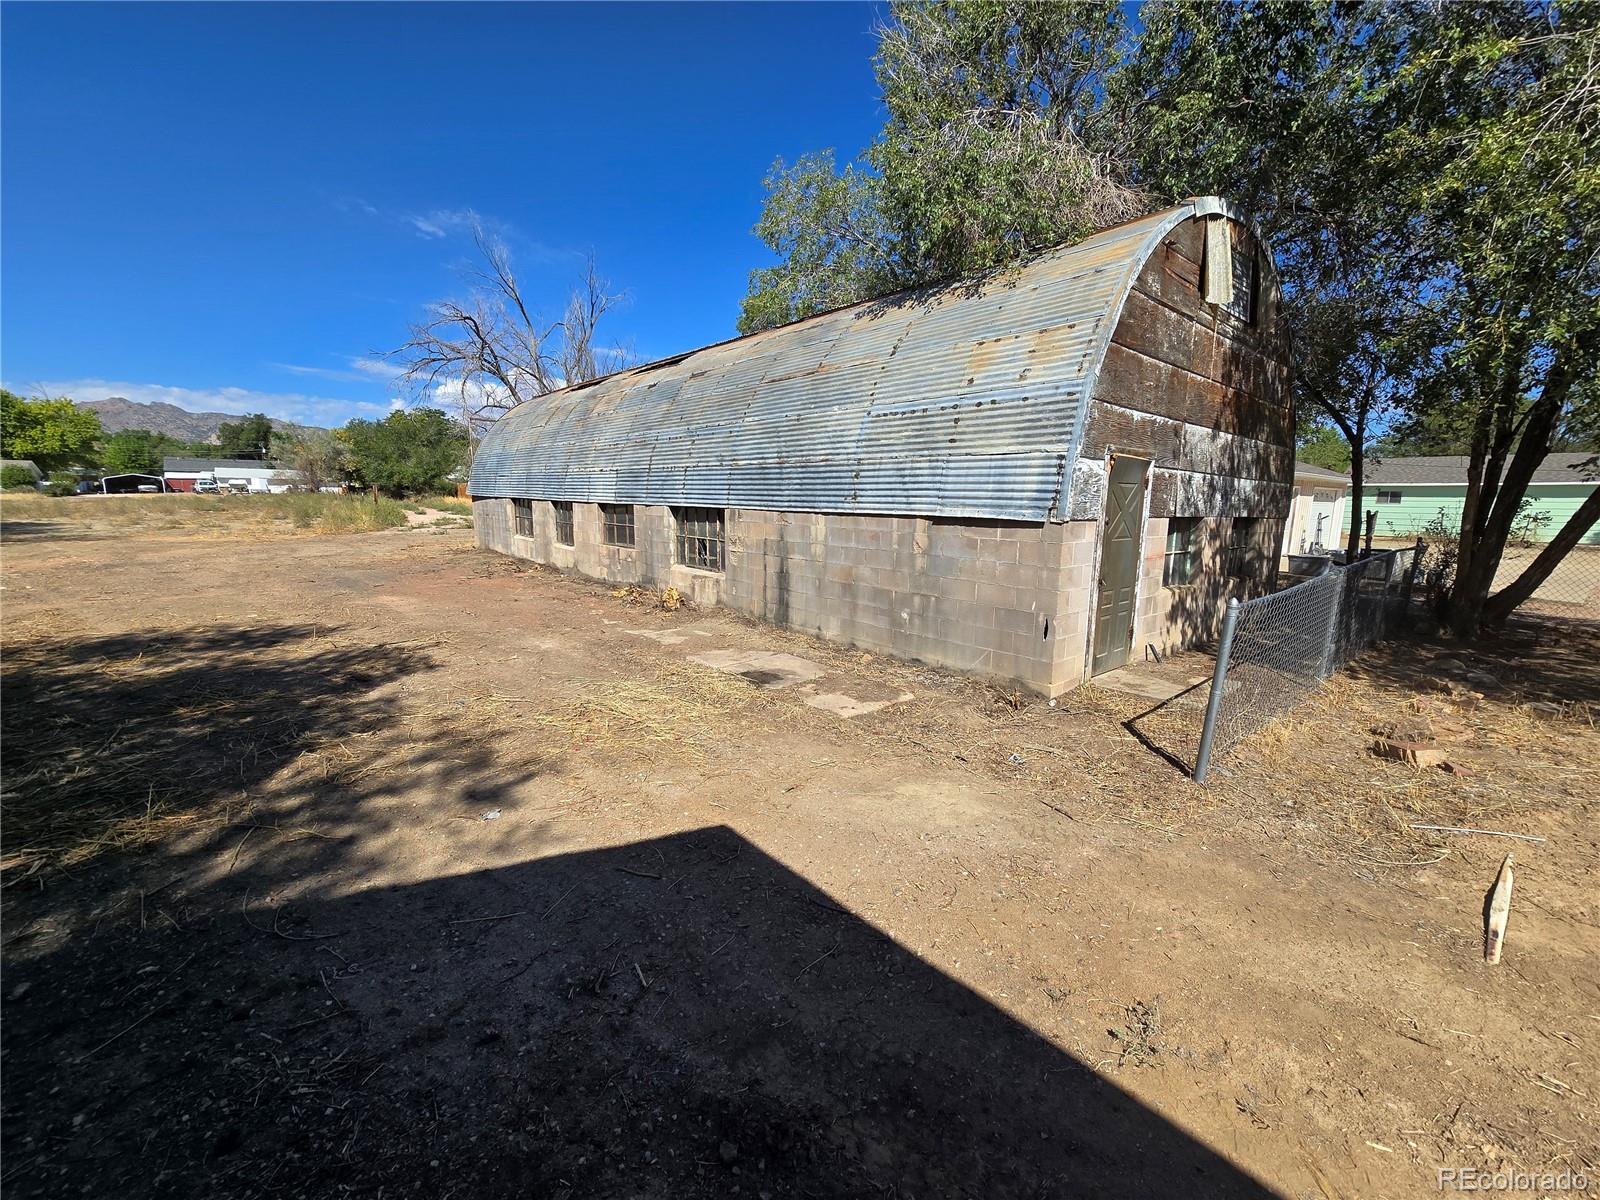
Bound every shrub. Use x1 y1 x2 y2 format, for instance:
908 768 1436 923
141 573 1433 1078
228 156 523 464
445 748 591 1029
43 475 79 497
1 464 40 490
1419 507 1460 612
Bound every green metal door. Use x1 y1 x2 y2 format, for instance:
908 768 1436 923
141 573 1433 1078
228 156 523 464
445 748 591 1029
1092 454 1148 675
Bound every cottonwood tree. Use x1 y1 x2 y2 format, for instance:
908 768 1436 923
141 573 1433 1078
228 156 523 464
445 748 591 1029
739 1 1144 333
282 431 349 493
216 413 275 460
340 408 466 497
1111 1 1437 560
1371 4 1600 632
392 221 630 462
0 391 103 472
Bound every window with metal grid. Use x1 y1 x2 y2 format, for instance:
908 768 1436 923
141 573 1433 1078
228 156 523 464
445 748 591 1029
1163 517 1199 587
673 507 725 572
1228 517 1261 579
601 503 636 547
512 498 535 538
552 500 575 546
1224 252 1256 324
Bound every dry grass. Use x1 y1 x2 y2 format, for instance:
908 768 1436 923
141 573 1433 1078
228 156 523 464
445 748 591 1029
466 659 777 763
405 495 473 516
610 583 684 611
776 627 1600 861
0 620 435 874
0 492 409 535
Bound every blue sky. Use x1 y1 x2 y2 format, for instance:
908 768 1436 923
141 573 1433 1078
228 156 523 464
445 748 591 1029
2 2 884 427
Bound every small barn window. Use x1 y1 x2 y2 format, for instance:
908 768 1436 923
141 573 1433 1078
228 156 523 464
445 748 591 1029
512 498 535 538
1228 518 1261 579
1163 518 1199 587
552 501 575 546
673 507 725 572
601 503 635 547
1224 253 1256 324
1376 490 1403 504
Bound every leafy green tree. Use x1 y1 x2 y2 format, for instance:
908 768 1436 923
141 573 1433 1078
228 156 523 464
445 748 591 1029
0 390 102 471
1110 1 1427 560
1 464 41 489
1364 2 1600 631
282 431 350 493
100 429 188 475
739 151 892 334
341 408 466 496
1296 424 1352 473
872 1 1142 277
739 2 1403 564
739 1 1144 333
216 413 275 459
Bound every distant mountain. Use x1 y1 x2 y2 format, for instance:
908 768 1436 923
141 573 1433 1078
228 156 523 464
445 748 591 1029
76 397 326 442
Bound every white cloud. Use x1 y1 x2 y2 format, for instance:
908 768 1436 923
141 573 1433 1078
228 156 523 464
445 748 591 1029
15 378 394 429
349 356 401 381
269 356 402 386
405 208 482 240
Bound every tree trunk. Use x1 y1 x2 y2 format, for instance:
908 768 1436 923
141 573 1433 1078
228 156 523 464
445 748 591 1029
1481 487 1600 625
1344 413 1366 562
1445 332 1587 636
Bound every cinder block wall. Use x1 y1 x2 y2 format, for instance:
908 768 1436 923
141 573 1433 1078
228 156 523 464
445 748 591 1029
474 499 1097 695
1131 515 1285 657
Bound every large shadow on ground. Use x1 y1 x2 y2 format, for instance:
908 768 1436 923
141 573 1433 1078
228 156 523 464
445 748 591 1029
2 617 1272 1195
3 827 1275 1199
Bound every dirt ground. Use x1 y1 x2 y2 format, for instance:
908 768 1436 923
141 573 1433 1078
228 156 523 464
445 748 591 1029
3 504 1597 1199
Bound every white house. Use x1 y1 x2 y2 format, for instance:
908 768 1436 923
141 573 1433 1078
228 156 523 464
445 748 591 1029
1281 461 1349 558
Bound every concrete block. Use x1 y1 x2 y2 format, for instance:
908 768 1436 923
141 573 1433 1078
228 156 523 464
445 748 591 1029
975 582 1018 610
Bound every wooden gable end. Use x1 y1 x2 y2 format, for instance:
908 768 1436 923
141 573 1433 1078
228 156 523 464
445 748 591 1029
1080 216 1295 519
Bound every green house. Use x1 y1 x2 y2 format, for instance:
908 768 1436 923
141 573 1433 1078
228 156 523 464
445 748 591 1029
1346 453 1599 546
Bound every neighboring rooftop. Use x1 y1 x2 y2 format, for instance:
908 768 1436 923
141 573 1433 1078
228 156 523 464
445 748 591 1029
1292 461 1350 485
1 458 43 479
163 457 286 473
1363 452 1597 487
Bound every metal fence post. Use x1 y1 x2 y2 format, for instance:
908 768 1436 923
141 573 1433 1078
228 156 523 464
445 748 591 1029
1407 537 1425 601
1194 597 1242 784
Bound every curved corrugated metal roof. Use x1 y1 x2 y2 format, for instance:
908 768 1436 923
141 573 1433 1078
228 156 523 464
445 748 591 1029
469 197 1231 521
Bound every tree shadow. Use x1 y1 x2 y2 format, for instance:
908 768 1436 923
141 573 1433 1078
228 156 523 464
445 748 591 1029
0 622 550 876
2 826 1276 1199
1346 611 1600 709
0 518 115 542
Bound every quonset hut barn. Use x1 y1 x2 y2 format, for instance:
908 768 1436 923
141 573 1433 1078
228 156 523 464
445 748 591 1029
469 197 1292 696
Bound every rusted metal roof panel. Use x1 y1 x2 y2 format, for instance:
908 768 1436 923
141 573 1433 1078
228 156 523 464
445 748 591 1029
469 200 1213 520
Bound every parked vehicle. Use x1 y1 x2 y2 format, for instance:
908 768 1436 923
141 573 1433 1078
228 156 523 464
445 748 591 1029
193 478 223 495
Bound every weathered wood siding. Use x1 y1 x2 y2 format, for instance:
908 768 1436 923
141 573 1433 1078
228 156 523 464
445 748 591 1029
1079 215 1294 519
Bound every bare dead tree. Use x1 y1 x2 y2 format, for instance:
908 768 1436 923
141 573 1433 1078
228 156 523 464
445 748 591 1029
391 219 630 461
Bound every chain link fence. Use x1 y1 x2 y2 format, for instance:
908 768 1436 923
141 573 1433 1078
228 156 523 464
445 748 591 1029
1412 537 1600 625
1193 544 1421 782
